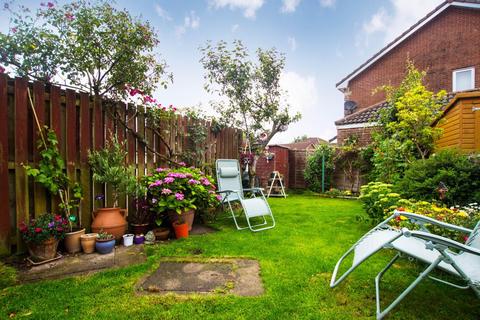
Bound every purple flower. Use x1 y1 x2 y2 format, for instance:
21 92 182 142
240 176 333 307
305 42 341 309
178 162 186 167
156 167 166 172
151 198 158 204
200 178 211 186
216 195 223 201
48 222 54 228
47 2 54 8
95 194 105 201
164 177 175 184
149 180 163 188
188 179 200 185
161 188 172 195
175 193 184 201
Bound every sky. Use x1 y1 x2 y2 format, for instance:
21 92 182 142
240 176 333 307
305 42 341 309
0 0 443 143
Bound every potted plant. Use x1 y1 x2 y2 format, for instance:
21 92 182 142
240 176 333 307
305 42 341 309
80 233 98 254
128 196 151 235
88 135 137 241
152 217 169 241
134 234 145 244
95 231 115 254
24 127 84 254
19 213 67 261
144 165 221 238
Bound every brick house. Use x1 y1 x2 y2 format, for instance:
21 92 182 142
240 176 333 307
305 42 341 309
335 0 480 146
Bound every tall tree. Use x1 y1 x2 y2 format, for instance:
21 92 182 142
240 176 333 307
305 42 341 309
200 40 301 184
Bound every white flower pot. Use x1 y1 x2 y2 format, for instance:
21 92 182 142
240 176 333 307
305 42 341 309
123 234 134 247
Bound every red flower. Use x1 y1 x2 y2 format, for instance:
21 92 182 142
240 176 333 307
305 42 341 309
54 214 62 221
56 227 63 232
19 222 27 232
35 227 42 233
464 236 469 243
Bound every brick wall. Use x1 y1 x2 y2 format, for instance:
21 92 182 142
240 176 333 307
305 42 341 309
336 127 375 147
256 146 289 189
346 7 480 112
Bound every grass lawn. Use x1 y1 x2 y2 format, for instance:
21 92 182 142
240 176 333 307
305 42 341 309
1 195 479 319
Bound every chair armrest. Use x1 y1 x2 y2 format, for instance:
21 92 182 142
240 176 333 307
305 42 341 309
404 229 480 256
243 188 264 193
218 189 240 194
394 210 473 234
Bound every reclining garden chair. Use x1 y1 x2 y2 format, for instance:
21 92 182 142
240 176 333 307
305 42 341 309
215 159 275 232
330 210 480 320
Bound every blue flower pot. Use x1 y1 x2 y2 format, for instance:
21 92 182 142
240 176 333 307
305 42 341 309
95 239 115 254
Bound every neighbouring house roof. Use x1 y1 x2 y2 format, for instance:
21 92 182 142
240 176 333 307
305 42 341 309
278 137 327 150
335 91 459 127
336 0 480 91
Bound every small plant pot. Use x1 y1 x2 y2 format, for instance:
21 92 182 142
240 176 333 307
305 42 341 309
153 227 170 241
123 234 134 247
134 234 145 245
95 238 115 254
173 222 189 239
64 228 86 254
80 233 98 254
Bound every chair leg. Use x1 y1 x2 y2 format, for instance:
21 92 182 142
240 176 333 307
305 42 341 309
227 200 249 230
375 254 443 320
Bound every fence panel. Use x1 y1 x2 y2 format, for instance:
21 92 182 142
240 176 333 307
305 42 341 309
0 76 242 254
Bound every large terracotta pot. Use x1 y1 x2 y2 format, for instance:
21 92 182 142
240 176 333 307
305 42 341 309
91 208 127 242
27 238 59 261
64 228 86 254
168 209 195 231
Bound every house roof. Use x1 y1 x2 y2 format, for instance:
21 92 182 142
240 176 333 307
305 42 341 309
276 137 327 150
335 91 458 127
336 0 480 90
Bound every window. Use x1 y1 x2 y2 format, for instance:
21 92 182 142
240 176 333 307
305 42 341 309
453 67 475 92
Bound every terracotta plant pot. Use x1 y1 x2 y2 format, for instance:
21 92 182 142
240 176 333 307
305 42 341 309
27 238 59 261
168 209 195 231
173 222 189 239
130 223 150 236
91 208 127 242
80 233 98 254
95 238 115 254
64 228 86 254
153 227 170 241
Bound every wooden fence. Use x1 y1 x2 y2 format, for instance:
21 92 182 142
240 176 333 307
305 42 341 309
0 76 242 255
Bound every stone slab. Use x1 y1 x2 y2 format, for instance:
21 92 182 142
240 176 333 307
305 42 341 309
189 224 218 235
19 245 146 282
137 258 264 296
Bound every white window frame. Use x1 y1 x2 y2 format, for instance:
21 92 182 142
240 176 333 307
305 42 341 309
452 67 475 92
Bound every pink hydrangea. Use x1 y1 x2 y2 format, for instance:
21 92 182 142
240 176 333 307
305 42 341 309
175 193 184 201
149 180 163 188
200 178 211 186
164 177 175 184
156 167 166 172
188 179 200 185
216 195 223 201
161 188 172 195
178 161 186 167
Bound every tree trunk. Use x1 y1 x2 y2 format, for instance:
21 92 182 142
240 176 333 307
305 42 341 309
249 154 259 188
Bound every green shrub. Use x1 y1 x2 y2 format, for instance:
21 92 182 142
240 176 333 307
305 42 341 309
359 181 400 223
304 144 335 192
395 149 480 206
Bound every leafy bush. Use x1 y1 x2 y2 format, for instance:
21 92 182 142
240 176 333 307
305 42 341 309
304 144 335 192
19 214 68 244
395 149 480 206
359 182 400 223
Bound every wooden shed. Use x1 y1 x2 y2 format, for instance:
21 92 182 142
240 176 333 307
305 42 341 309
435 91 480 152
255 145 290 189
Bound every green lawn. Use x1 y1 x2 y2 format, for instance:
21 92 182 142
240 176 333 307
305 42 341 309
1 195 479 319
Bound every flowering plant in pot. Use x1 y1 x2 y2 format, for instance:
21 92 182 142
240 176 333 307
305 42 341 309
128 195 152 236
88 135 137 241
24 127 84 253
143 165 221 238
95 231 115 254
19 213 68 261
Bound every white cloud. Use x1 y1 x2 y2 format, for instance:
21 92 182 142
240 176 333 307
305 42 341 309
287 36 297 52
280 71 318 114
209 0 265 19
155 4 172 21
231 24 240 32
319 0 336 8
175 11 200 37
281 0 301 13
357 0 442 48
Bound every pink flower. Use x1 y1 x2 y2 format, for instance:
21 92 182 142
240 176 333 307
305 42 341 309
11 27 17 33
216 195 222 201
200 178 211 186
149 180 163 188
155 167 166 172
188 179 200 185
175 193 184 201
47 2 54 8
161 188 172 195
65 12 74 21
164 177 175 184
0 66 4 74
178 161 186 167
